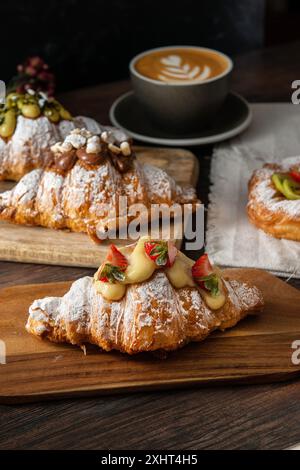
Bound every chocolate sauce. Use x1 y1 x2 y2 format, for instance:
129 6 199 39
76 148 105 165
54 150 77 172
51 140 134 173
109 152 133 173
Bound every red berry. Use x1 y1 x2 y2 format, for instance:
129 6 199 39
37 71 48 81
106 244 128 270
29 56 44 68
167 241 177 267
192 254 213 281
144 240 176 267
290 170 300 183
192 254 220 295
97 262 111 283
25 66 37 77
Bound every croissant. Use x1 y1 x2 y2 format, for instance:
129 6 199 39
0 89 101 181
26 239 264 354
0 128 198 241
247 156 300 241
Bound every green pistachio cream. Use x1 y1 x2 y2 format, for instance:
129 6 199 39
0 90 72 139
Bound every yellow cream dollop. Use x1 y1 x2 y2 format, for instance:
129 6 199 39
124 237 156 284
93 272 126 301
94 237 157 301
93 239 224 309
165 252 195 288
199 279 226 310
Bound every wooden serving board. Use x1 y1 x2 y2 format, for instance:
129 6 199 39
1 268 300 404
0 146 199 268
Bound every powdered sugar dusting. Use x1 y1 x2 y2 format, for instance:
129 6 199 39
0 153 197 237
225 279 262 310
26 271 263 354
0 114 100 181
249 157 300 219
143 164 179 201
143 163 197 204
4 169 42 206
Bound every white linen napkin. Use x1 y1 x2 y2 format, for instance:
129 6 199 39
206 103 300 278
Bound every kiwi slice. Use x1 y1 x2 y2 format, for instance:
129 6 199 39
282 178 300 200
272 173 286 195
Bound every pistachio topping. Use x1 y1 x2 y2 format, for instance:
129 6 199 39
0 89 72 139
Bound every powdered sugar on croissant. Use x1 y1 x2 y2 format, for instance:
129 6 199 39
248 156 300 240
26 271 263 354
26 241 264 354
0 129 198 241
0 114 102 181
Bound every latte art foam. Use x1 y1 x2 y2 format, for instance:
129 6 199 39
134 47 229 83
158 54 211 82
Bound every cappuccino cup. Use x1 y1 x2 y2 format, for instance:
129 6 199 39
130 46 233 133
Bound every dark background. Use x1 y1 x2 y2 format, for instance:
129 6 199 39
1 0 300 92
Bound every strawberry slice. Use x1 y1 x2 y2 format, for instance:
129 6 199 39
290 170 300 183
144 240 177 267
98 244 128 283
192 254 220 296
167 240 178 267
192 254 213 278
106 244 128 270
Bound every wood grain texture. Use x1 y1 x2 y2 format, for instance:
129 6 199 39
1 379 300 450
1 268 299 404
0 147 198 267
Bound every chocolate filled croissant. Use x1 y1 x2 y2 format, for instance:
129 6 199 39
26 239 264 355
0 128 198 242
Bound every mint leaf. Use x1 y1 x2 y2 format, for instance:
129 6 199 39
112 268 125 282
204 274 220 297
99 263 125 284
156 253 168 266
199 274 215 282
150 245 162 255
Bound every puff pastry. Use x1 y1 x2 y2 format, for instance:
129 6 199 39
0 128 198 241
247 157 300 241
26 240 264 354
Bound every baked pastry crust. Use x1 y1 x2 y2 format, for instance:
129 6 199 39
26 271 263 355
0 129 198 241
0 114 100 181
247 157 300 241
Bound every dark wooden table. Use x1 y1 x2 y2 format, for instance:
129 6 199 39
1 41 300 450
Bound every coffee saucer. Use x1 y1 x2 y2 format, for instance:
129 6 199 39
109 91 252 146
